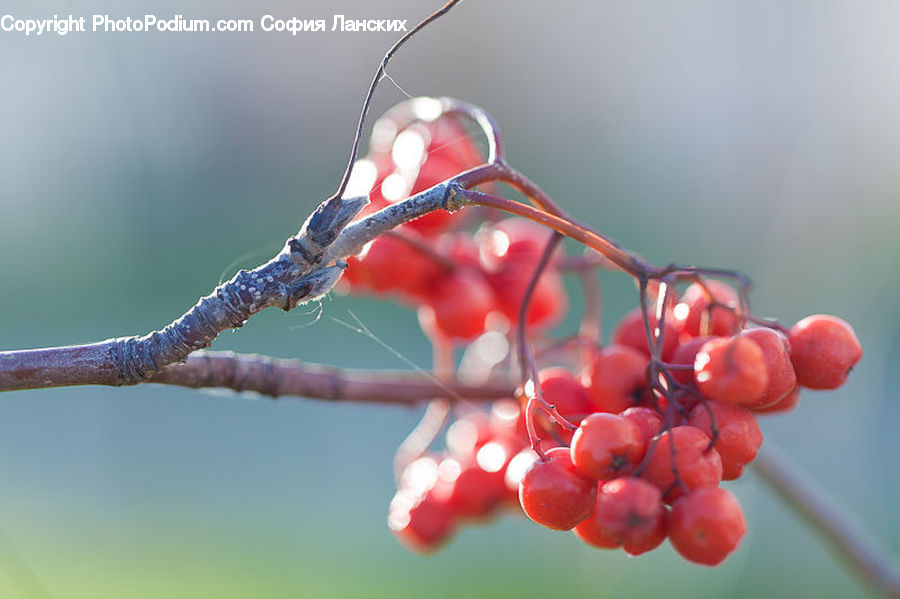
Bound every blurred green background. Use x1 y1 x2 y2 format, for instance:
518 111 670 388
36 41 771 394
1 1 899 597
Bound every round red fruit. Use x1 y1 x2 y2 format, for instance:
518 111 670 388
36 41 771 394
739 327 797 408
388 487 456 554
518 447 597 530
583 345 649 414
687 402 762 480
675 280 741 338
789 314 862 390
668 487 747 566
694 336 768 406
621 406 664 441
594 478 667 550
571 413 645 480
539 367 593 421
754 385 801 414
642 425 723 503
419 269 496 340
612 307 679 361
670 336 716 385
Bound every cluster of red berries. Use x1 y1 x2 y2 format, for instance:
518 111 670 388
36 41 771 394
516 305 860 565
388 303 860 565
340 112 567 340
338 111 863 566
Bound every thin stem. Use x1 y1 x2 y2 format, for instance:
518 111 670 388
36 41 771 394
393 332 455 479
754 445 900 599
517 233 578 437
148 351 511 404
455 188 651 276
331 0 462 202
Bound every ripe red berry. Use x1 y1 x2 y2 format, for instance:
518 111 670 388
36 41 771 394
753 385 801 414
621 406 664 441
479 219 568 330
478 218 559 270
418 268 496 340
739 327 797 408
789 314 862 390
446 412 494 458
488 267 567 331
538 367 593 421
387 118 484 236
687 402 763 480
622 512 668 556
583 345 648 414
518 447 597 530
668 487 747 566
571 413 645 480
642 425 723 503
388 485 456 553
694 336 768 406
612 307 679 361
594 478 667 548
669 336 716 385
439 455 505 520
674 280 741 338
573 493 622 549
356 232 441 298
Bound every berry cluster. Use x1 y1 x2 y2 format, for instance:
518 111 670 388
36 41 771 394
340 109 567 339
338 106 862 566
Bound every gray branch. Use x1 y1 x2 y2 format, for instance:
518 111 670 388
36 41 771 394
0 181 459 392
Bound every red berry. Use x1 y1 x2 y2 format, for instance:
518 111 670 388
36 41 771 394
402 119 484 236
488 268 567 331
518 447 597 530
479 219 568 330
642 426 723 503
694 336 768 406
478 218 558 267
668 487 747 566
739 327 797 408
571 413 645 480
622 511 668 556
418 269 496 340
573 495 622 549
388 486 456 553
583 345 648 413
621 406 664 441
754 385 801 414
419 116 485 173
674 280 741 338
356 232 440 297
446 412 493 458
439 455 505 520
612 307 679 361
594 478 667 549
789 315 862 390
669 336 716 385
538 367 593 421
688 402 762 480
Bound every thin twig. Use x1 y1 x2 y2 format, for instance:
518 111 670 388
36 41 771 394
331 0 463 202
147 351 512 404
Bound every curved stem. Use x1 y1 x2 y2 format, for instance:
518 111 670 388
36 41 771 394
753 445 900 598
455 187 652 275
